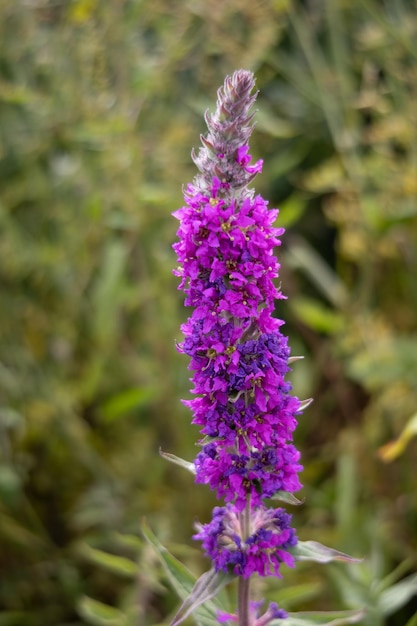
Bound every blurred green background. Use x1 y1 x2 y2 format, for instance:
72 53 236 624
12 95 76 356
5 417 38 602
0 1 416 624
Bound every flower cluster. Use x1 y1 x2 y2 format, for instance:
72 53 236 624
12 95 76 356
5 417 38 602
193 504 297 579
173 70 303 622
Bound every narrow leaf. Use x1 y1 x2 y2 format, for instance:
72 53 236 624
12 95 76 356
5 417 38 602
298 398 314 412
171 568 233 626
377 557 414 593
292 540 363 564
100 387 155 421
78 544 137 577
272 608 365 625
288 355 305 364
159 449 196 474
270 491 305 505
142 519 199 600
78 596 126 626
286 237 348 308
379 573 417 616
112 532 143 552
378 412 417 462
291 297 344 335
142 520 230 624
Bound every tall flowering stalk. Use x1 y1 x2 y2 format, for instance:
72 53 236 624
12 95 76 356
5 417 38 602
163 69 362 626
173 70 303 625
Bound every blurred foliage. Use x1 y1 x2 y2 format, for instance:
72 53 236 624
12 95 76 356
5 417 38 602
0 0 416 624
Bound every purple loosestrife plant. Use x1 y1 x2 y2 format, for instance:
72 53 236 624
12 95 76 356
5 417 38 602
173 69 301 626
154 69 364 626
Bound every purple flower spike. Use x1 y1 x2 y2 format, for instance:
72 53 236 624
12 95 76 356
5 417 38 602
173 69 303 504
173 69 304 617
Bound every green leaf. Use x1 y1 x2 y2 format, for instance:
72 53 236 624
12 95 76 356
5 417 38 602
379 573 417 616
378 412 417 461
0 465 22 505
78 596 126 626
286 238 348 308
298 398 314 412
171 568 233 626
376 558 414 593
291 297 344 335
159 449 196 474
270 491 305 505
292 540 363 564
276 196 307 229
0 513 47 550
272 608 365 625
112 532 143 552
141 520 230 625
91 240 129 346
327 565 376 615
100 387 155 422
78 544 137 578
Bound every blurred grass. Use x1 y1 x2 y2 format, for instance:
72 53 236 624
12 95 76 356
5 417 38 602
0 0 416 624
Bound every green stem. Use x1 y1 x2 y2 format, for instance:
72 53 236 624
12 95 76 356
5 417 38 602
238 576 251 626
238 497 252 626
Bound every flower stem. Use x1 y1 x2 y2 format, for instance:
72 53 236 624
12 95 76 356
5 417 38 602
238 497 251 626
237 576 251 626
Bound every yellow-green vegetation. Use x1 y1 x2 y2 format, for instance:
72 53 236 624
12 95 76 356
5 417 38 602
0 1 416 625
